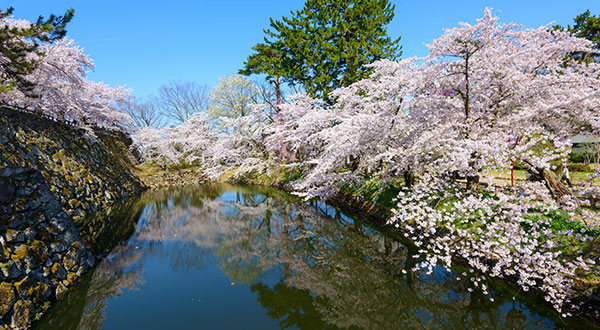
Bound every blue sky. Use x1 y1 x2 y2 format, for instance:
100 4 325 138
12 0 600 99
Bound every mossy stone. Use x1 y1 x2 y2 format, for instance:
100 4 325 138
12 245 29 261
25 281 50 304
29 240 48 264
10 299 32 329
50 263 67 280
0 282 15 316
68 198 80 209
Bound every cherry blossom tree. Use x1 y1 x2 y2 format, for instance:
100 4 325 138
0 7 73 94
387 9 600 314
281 8 600 200
0 14 132 135
265 59 421 199
413 9 599 198
205 103 277 178
267 9 600 314
129 8 600 315
133 112 216 167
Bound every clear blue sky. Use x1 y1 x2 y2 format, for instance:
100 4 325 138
11 0 600 99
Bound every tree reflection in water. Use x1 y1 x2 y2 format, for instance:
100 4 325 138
34 184 572 330
32 244 145 330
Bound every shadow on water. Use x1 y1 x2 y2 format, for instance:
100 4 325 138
74 194 144 256
33 183 597 330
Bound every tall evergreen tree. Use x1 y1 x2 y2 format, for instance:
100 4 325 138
555 10 600 62
569 10 600 47
0 7 74 94
240 0 401 102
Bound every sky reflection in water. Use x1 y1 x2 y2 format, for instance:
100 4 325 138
33 184 578 330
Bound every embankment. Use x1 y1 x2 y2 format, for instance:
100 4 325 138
0 107 145 329
214 169 600 324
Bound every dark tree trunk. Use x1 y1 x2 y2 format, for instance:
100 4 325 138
466 174 480 191
275 75 281 107
403 170 415 188
527 166 579 206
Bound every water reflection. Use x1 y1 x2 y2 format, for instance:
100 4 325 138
34 184 592 329
33 244 144 330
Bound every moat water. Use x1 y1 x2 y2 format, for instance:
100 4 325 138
33 184 592 329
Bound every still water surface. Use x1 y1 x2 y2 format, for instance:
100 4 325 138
33 184 589 329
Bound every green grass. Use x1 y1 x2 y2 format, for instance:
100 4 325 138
487 167 600 185
135 162 202 179
276 166 306 183
167 161 199 171
340 178 404 209
135 163 166 177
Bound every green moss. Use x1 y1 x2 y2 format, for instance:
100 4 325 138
12 245 30 260
217 168 240 183
2 245 11 258
68 198 80 208
276 166 306 183
65 272 78 285
135 163 166 178
13 277 27 294
0 282 16 315
30 240 47 263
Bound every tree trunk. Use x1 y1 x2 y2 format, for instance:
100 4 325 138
527 167 579 205
403 170 415 188
275 75 281 108
466 174 480 191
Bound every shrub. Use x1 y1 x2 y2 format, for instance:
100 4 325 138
567 163 591 172
569 152 597 164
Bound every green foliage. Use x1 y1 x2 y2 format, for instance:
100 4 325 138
357 180 402 209
239 42 285 91
566 163 591 172
546 210 578 231
554 10 600 62
543 210 599 261
569 151 597 164
0 7 74 95
241 0 402 101
570 10 600 48
167 161 197 171
277 166 306 183
525 210 598 238
547 159 592 173
208 75 257 119
340 178 403 209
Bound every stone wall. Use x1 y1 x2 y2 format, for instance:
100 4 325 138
0 107 145 222
0 107 146 329
0 167 94 329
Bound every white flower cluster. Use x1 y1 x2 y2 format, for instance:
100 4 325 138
389 177 595 315
129 8 600 314
133 112 217 167
267 8 600 314
0 16 132 136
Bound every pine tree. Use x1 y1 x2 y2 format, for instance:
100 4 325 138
240 0 401 102
570 10 600 47
554 10 600 62
0 7 74 95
